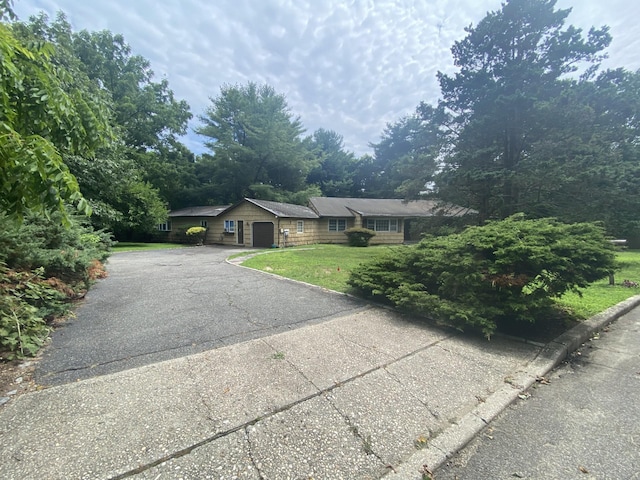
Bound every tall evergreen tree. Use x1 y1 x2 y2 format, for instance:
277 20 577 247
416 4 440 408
306 129 357 197
197 82 317 204
436 0 611 221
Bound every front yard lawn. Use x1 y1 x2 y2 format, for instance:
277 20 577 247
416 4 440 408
558 250 640 318
112 242 187 252
240 244 399 292
240 245 640 319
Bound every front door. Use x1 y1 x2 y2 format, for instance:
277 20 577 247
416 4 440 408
237 220 244 244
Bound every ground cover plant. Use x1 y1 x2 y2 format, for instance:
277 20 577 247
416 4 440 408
239 243 640 325
240 217 640 339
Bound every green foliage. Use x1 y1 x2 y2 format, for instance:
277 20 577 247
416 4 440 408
365 106 444 198
185 226 206 245
185 227 206 235
0 210 112 357
348 215 617 337
435 0 614 222
0 211 112 288
70 26 192 150
196 82 318 203
344 227 376 247
0 20 110 222
305 129 358 197
14 14 187 236
0 263 75 359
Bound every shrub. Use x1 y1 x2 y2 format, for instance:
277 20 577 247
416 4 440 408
0 212 112 357
0 212 112 289
344 227 376 247
0 264 71 358
185 226 207 245
348 215 617 337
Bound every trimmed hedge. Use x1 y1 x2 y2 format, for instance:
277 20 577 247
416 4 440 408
344 227 376 247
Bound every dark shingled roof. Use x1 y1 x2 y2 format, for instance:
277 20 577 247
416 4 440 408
309 197 475 217
168 198 475 220
244 198 319 218
168 206 230 217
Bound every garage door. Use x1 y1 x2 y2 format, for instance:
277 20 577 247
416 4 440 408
253 222 274 248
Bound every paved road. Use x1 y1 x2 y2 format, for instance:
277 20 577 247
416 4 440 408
36 246 366 386
435 306 640 479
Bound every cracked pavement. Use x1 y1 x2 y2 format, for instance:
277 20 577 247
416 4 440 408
34 246 367 386
434 305 640 480
2 247 636 479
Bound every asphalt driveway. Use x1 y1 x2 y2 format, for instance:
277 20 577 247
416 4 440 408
36 246 366 386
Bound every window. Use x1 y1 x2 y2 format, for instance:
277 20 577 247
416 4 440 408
158 222 171 231
366 218 398 232
200 220 208 228
297 220 304 233
329 219 347 232
224 220 235 233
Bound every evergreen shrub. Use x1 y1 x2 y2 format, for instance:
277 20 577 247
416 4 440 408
348 215 617 336
0 213 112 358
344 227 376 247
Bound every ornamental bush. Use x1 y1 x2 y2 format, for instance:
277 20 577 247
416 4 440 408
348 215 617 337
185 226 207 245
0 212 112 289
344 227 376 247
0 212 112 358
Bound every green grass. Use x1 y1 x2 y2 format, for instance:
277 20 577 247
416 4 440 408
240 244 399 292
557 250 640 318
241 245 640 319
112 242 187 252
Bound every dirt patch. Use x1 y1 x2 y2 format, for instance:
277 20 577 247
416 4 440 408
0 354 42 408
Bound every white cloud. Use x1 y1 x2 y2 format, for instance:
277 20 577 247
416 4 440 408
13 0 640 156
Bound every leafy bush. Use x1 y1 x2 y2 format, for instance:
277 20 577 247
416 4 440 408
0 212 112 358
0 264 71 358
348 215 617 337
185 226 207 245
344 227 376 247
0 212 112 289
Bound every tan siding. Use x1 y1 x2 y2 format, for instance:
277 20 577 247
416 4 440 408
166 200 412 247
365 217 405 244
275 218 318 247
370 232 404 244
166 217 211 243
314 218 356 244
213 202 275 246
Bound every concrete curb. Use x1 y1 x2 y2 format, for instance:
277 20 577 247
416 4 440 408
384 294 640 479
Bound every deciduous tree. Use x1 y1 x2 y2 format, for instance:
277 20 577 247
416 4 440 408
0 8 110 223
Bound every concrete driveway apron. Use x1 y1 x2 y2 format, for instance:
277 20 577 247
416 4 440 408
36 246 367 386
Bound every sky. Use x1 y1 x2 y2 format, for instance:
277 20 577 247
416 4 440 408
12 0 640 157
